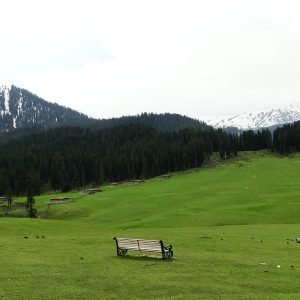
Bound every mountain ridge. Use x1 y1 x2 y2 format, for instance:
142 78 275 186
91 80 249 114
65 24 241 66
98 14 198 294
3 84 299 133
0 85 207 133
202 104 300 130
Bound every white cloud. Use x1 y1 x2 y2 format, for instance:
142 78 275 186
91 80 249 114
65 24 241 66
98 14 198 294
1 0 300 119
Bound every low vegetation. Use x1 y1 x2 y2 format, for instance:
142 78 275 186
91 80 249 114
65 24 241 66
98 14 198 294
0 152 300 299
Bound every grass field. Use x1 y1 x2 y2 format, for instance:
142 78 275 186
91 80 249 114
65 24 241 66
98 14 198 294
1 152 300 299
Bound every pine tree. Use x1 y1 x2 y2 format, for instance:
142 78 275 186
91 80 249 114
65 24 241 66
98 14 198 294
6 186 13 209
26 174 37 218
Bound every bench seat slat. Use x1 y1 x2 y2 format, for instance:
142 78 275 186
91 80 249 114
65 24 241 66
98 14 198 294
139 248 162 252
118 241 139 245
139 241 161 244
118 240 161 244
119 247 162 252
117 239 161 243
119 245 162 250
119 246 140 250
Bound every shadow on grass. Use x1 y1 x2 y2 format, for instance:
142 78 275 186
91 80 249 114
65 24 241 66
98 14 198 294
113 254 174 263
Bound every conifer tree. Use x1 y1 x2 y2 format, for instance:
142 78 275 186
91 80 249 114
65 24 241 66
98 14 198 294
6 186 13 209
26 174 37 218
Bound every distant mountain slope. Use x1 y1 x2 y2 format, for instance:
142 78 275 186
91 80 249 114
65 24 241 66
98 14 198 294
95 113 208 132
203 104 300 130
0 85 93 132
0 85 208 133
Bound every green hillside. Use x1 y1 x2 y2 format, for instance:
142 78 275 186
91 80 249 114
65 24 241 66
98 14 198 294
1 152 300 299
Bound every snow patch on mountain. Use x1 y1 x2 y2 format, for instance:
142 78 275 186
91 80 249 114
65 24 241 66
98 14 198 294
202 104 300 130
0 85 10 116
199 115 228 126
4 88 10 113
18 92 23 116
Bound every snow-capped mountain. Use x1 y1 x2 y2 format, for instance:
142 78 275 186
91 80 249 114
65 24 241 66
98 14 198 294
0 85 91 132
203 104 300 130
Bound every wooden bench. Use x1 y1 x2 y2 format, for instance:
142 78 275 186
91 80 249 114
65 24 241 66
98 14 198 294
113 237 173 260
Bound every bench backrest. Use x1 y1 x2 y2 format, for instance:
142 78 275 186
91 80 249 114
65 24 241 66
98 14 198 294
115 238 163 252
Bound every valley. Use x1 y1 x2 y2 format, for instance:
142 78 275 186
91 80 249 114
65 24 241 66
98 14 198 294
1 152 300 299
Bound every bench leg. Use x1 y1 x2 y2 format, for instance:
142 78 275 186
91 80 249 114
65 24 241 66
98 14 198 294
162 249 173 260
117 248 128 256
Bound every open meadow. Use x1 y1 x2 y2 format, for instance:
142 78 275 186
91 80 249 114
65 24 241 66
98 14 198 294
1 152 300 299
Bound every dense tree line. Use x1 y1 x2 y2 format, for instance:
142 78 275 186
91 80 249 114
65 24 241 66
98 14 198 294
273 121 300 154
0 112 209 145
0 124 239 195
240 124 300 154
93 113 208 132
238 129 273 151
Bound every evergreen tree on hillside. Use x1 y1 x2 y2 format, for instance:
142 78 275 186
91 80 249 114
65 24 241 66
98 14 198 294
273 121 300 154
26 173 37 218
6 186 13 209
239 129 272 151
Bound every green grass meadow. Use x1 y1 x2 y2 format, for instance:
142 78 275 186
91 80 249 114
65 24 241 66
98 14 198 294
1 152 300 299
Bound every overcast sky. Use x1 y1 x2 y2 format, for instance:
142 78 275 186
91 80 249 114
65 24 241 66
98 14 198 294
1 0 300 119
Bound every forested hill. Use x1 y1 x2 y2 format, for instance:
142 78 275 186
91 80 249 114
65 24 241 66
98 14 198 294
0 85 207 134
0 124 239 195
0 85 93 132
94 113 208 131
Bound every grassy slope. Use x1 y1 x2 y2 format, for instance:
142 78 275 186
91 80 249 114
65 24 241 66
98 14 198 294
1 152 300 299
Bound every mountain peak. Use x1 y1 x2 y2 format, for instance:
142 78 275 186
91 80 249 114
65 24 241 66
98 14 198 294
202 104 300 130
